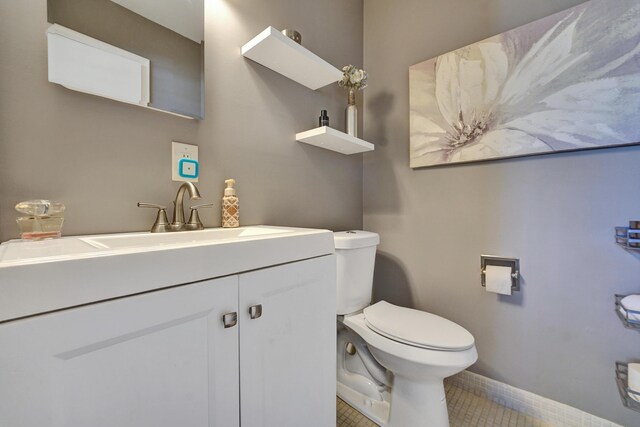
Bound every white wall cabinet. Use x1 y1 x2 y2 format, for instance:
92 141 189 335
47 24 150 107
0 255 335 427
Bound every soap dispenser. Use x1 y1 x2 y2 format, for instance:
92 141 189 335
221 179 239 228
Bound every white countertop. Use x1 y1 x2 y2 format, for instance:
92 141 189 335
0 226 334 322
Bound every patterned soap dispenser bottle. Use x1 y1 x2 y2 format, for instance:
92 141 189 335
221 179 239 228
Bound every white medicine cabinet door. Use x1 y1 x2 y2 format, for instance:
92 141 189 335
238 255 337 427
0 276 240 427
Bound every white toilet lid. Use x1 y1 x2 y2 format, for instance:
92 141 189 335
363 301 475 351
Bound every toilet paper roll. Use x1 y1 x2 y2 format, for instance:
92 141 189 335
628 363 640 402
485 265 513 296
621 295 640 322
619 307 640 323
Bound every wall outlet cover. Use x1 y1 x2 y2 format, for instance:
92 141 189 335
172 141 199 182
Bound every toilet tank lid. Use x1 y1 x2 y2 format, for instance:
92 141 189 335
334 230 380 249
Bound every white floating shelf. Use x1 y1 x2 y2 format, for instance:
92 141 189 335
296 126 374 155
241 27 343 90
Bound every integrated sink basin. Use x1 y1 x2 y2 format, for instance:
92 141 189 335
81 226 294 250
0 225 334 322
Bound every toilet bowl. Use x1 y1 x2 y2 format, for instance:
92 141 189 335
335 231 478 427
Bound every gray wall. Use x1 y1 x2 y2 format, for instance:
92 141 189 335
0 0 363 242
363 0 639 425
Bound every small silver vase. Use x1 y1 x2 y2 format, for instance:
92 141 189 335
345 89 357 137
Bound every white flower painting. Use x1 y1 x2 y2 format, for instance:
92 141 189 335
409 0 640 168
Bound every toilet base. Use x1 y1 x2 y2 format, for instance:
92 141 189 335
337 380 390 426
337 376 450 427
388 375 449 427
339 312 476 427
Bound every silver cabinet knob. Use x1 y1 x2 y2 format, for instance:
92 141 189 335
222 312 238 328
249 304 262 319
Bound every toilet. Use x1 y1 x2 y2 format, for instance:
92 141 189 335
335 231 478 427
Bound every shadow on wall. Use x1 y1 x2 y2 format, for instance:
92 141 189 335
367 91 394 148
363 91 400 214
372 251 414 308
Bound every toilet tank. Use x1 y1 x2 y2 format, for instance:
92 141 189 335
334 231 380 315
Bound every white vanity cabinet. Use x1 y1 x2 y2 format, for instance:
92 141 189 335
239 255 336 427
0 255 336 427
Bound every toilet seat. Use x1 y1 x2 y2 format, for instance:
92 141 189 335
342 311 477 372
363 301 474 351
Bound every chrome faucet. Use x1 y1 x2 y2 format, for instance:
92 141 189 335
171 182 201 230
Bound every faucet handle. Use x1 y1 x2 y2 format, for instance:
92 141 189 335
190 203 215 210
137 202 171 233
186 203 215 231
137 202 166 210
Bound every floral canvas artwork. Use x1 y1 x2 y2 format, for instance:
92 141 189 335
409 0 640 168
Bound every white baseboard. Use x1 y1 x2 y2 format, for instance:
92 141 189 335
445 371 621 427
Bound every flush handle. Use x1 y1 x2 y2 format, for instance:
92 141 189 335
222 312 238 328
249 304 262 320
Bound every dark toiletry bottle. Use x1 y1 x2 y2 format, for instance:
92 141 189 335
319 110 330 127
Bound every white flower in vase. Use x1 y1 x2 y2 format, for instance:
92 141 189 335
339 65 368 91
339 65 368 137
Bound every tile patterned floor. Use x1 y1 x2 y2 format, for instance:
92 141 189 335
337 397 380 427
337 382 554 427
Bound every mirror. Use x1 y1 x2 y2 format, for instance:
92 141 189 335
47 0 204 119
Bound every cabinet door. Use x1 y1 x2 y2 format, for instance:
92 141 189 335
0 276 239 427
239 255 336 427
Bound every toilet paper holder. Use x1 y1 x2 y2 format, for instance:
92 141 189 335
480 255 520 292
